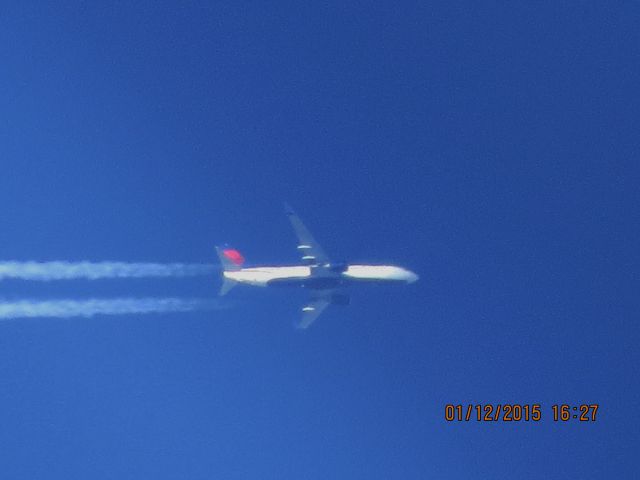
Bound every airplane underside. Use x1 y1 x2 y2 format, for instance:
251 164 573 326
266 276 343 289
216 204 418 328
265 274 416 289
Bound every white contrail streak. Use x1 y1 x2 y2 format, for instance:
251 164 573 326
0 261 217 281
0 297 222 320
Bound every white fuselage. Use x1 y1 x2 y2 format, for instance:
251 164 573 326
224 264 419 288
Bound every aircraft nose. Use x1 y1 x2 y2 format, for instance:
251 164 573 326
405 270 419 283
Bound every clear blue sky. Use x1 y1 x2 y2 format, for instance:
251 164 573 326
0 2 638 478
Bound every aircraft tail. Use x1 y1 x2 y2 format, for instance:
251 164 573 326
215 246 245 296
218 277 237 296
215 246 245 271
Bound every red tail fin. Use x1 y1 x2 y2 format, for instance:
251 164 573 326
216 246 245 271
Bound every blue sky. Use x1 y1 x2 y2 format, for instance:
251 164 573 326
0 2 638 478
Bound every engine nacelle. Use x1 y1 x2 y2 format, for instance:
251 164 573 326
329 262 348 273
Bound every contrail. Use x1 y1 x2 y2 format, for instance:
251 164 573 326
0 297 223 320
0 261 217 281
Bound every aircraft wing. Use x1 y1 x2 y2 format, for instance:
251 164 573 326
296 289 349 329
297 296 332 329
284 203 331 265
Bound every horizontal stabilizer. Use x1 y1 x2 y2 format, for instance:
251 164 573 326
219 278 237 296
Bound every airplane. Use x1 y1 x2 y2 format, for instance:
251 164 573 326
216 204 419 328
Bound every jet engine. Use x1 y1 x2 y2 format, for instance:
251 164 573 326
328 262 348 273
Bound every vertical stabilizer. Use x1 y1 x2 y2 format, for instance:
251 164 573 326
215 245 244 296
215 246 245 271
